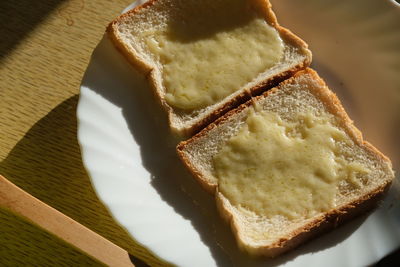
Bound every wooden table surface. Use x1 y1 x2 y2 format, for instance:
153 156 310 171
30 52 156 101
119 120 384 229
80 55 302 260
0 0 167 265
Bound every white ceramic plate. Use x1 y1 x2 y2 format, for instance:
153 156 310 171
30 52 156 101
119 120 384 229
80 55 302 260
77 0 400 266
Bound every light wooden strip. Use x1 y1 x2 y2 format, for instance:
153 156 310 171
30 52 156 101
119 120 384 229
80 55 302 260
0 175 134 267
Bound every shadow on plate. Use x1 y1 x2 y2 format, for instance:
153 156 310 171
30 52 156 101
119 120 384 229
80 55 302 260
80 36 378 266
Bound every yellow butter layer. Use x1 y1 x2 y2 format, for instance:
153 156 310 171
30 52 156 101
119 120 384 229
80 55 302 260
142 0 284 110
213 107 370 220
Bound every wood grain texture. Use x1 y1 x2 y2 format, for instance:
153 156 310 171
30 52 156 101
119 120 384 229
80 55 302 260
0 0 168 266
1 207 104 266
0 175 134 267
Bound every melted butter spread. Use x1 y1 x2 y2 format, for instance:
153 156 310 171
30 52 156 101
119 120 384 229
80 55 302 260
213 108 370 220
142 1 284 110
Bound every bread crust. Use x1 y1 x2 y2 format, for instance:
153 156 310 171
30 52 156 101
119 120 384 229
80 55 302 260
107 0 312 136
177 68 394 256
216 180 391 257
107 0 159 75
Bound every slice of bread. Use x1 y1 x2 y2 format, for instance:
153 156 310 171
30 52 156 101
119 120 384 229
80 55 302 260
107 0 312 136
177 68 394 257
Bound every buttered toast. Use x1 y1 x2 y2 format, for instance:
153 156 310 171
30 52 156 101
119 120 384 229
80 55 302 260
177 69 394 257
108 0 311 136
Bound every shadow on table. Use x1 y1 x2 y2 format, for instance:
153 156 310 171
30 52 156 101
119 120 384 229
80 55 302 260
80 36 370 267
0 0 67 62
0 95 167 266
